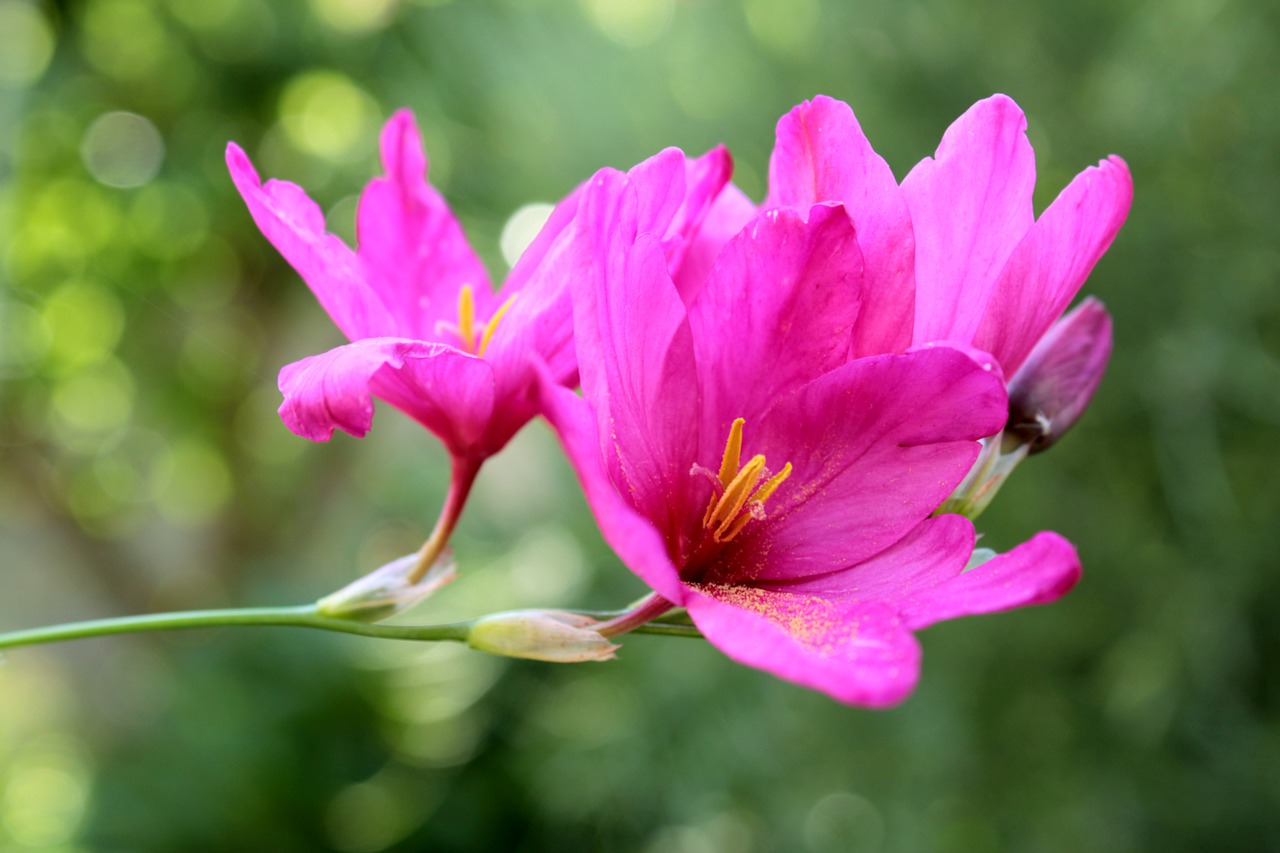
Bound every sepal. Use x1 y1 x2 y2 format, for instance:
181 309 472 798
316 551 457 622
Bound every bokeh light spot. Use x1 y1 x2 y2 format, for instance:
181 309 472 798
17 179 121 276
0 736 92 848
507 525 586 604
743 0 819 56
169 0 276 61
128 183 210 258
81 112 165 189
279 71 380 162
310 0 399 34
169 0 241 30
580 0 674 48
41 280 126 370
81 0 167 80
155 437 233 525
0 1 56 85
0 300 52 378
325 779 408 853
803 791 885 852
499 202 554 269
49 359 135 436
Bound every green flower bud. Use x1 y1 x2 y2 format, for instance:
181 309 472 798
467 611 619 662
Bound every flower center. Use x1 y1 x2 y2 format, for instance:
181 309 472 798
694 418 792 544
438 284 515 357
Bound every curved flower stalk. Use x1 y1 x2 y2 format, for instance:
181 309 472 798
537 163 1082 706
227 110 733 579
685 94 1133 515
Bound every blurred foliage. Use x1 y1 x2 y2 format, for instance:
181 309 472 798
2 0 1279 850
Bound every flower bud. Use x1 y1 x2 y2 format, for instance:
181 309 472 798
467 610 619 663
1006 298 1113 455
316 551 456 622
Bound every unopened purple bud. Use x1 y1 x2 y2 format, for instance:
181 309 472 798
1006 298 1113 455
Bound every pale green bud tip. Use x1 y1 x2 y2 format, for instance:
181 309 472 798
467 611 619 663
316 551 457 622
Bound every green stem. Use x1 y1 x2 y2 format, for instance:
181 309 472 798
0 605 471 651
0 604 702 652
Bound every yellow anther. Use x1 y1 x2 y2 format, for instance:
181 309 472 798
456 284 477 352
749 462 792 506
477 294 516 357
718 418 745 488
709 454 766 537
717 510 757 543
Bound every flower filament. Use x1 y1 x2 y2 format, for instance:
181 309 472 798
699 418 791 543
439 284 515 357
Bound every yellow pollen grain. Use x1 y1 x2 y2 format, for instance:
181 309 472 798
456 284 477 352
478 294 516 357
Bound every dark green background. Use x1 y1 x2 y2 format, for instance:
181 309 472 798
2 0 1277 850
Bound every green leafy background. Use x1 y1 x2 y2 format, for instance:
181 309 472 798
2 0 1278 850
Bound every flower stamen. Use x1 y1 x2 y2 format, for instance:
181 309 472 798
456 284 477 352
718 417 745 487
438 285 516 357
700 420 792 543
478 294 516 357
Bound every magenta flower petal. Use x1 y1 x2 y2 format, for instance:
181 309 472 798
477 187 588 448
766 95 916 356
487 144 732 411
355 110 494 337
704 347 1006 584
686 202 863 456
896 531 1082 630
903 94 1037 348
665 145 735 274
671 181 757 302
535 371 687 602
277 338 495 455
684 586 922 707
774 514 976 600
226 143 393 341
973 156 1133 375
572 171 701 531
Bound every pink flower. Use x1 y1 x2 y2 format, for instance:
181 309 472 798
765 94 1132 376
538 164 1082 706
228 110 733 577
227 110 733 463
758 94 1132 514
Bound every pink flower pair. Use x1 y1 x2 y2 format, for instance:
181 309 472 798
228 94 1131 706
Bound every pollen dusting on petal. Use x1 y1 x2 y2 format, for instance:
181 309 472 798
693 584 855 658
